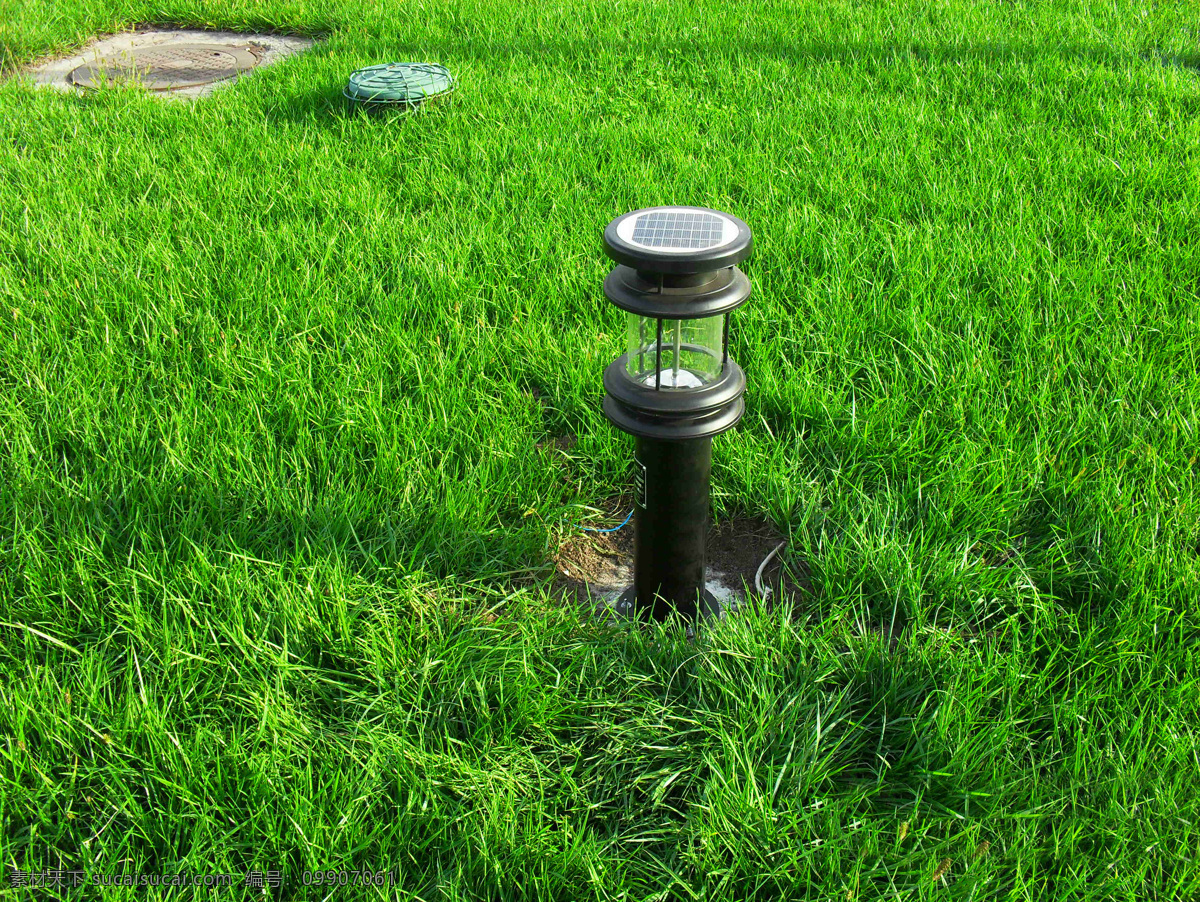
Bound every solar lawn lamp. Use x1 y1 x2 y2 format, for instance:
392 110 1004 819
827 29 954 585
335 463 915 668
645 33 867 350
601 206 752 621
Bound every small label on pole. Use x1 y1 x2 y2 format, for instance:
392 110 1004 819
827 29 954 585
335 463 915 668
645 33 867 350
633 457 647 509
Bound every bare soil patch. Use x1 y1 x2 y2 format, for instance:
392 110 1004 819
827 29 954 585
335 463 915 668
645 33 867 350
551 505 810 618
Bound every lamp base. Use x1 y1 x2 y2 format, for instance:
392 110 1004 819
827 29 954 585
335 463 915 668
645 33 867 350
615 586 721 622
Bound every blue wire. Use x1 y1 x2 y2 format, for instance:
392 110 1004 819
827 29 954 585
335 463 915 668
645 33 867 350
579 509 634 533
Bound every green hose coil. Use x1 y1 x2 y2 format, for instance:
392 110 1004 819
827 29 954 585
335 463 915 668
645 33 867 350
344 62 455 114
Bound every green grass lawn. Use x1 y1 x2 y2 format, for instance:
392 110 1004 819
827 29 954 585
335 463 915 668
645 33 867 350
2 0 1199 898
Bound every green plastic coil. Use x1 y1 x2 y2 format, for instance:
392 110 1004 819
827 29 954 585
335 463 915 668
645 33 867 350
344 62 454 113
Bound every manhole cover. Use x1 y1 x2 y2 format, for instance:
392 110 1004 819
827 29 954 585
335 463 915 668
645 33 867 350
68 43 261 91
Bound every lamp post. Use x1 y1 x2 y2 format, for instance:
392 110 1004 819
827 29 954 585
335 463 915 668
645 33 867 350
601 206 752 621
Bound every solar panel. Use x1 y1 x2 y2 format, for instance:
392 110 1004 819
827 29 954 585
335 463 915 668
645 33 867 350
629 210 726 250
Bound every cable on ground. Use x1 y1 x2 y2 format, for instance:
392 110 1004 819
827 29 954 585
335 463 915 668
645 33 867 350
579 510 634 534
754 540 787 599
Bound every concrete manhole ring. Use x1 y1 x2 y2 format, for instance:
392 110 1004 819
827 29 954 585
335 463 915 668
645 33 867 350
68 43 262 91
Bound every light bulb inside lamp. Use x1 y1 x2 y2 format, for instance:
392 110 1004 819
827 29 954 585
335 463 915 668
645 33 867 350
641 368 704 389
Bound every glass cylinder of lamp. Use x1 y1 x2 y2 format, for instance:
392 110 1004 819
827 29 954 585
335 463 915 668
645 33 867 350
624 313 725 390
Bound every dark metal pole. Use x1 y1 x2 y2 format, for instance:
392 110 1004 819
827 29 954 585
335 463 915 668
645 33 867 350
602 206 753 625
631 436 719 620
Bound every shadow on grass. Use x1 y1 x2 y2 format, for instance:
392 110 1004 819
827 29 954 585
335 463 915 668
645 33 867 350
257 80 348 121
240 36 1176 123
1150 51 1200 75
819 636 963 808
733 388 1137 642
602 618 969 829
374 35 1149 71
257 78 460 125
0 447 545 617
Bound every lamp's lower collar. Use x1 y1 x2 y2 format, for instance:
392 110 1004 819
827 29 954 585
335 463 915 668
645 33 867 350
603 357 746 440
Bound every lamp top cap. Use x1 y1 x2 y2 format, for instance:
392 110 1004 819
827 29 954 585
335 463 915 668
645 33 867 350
603 206 752 275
